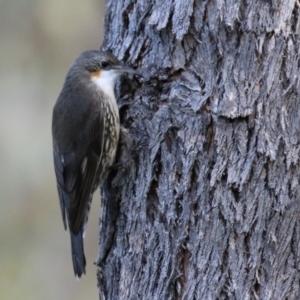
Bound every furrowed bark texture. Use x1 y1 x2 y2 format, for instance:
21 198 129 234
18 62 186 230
98 0 300 299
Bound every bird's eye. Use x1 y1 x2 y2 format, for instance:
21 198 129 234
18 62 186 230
100 60 109 69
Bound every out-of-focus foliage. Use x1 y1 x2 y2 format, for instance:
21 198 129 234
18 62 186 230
0 1 104 299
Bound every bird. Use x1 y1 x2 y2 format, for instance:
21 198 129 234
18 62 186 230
52 50 142 278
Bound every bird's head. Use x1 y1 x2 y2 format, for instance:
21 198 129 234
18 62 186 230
68 50 142 88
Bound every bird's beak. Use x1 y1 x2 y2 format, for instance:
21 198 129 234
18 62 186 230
113 65 143 78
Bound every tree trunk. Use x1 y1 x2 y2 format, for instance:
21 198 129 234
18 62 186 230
97 0 300 299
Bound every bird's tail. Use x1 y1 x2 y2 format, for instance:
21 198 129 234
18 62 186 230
70 230 86 278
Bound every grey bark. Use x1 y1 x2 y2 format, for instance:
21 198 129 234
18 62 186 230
97 0 300 299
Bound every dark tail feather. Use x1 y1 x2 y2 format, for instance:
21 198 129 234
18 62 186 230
70 231 86 278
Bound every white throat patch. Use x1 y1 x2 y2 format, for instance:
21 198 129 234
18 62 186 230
91 70 120 100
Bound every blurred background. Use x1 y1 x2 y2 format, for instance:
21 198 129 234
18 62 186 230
0 0 105 299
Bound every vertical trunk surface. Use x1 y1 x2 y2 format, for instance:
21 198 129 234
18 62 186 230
98 0 300 299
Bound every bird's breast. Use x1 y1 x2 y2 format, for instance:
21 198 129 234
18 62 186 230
97 96 120 180
103 97 120 151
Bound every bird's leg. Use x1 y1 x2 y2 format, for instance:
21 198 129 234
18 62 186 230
110 126 137 188
110 125 147 187
111 126 133 168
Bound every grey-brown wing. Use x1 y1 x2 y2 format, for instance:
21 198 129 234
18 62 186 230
53 112 105 234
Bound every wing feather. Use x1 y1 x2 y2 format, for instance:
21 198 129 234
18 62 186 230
53 110 105 234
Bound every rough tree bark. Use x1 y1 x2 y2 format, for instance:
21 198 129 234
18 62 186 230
97 0 300 299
